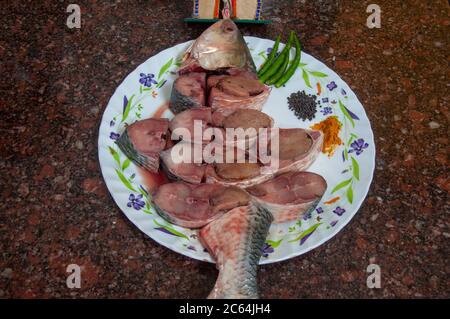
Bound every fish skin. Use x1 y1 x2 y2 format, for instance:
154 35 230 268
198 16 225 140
199 203 273 299
169 73 206 114
169 88 202 114
179 19 256 74
115 119 169 173
116 131 159 172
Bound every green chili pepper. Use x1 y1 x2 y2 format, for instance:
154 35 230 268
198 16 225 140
266 51 290 85
257 35 281 76
275 32 302 88
259 31 294 83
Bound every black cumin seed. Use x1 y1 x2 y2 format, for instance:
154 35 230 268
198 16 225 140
287 90 319 121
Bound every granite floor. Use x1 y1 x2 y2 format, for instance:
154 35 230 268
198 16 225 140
0 1 448 298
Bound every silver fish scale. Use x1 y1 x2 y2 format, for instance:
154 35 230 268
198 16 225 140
116 131 157 172
232 203 273 298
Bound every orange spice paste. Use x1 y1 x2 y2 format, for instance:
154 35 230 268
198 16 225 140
311 116 343 157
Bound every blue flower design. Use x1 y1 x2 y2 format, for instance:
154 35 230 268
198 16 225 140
330 220 338 227
341 88 347 95
127 194 145 210
327 81 337 91
110 132 120 140
348 138 369 155
316 207 324 214
333 206 346 216
110 120 115 127
321 107 333 116
322 97 329 103
139 73 157 88
266 47 280 58
261 243 274 257
302 211 312 220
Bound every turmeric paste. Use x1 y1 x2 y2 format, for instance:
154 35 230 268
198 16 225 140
311 116 343 157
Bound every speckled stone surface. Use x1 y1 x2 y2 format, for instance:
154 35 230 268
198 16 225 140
0 1 448 298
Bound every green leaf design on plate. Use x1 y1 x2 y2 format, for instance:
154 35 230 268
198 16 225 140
339 100 355 128
175 56 183 67
137 186 148 198
302 69 312 88
156 79 167 89
347 185 354 204
115 168 136 192
331 178 352 194
121 158 131 171
309 71 328 78
289 223 322 242
258 51 267 60
298 62 307 68
158 58 173 79
154 219 189 240
266 239 283 248
351 157 360 181
108 146 120 166
142 208 152 215
121 94 135 123
346 136 353 147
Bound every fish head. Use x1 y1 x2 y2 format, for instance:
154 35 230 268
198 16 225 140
188 19 256 73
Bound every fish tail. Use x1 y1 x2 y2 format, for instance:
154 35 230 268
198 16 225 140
208 203 273 299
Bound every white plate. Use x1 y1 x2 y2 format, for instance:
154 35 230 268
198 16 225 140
98 37 375 264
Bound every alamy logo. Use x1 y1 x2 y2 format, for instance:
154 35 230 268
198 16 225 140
366 264 381 288
66 264 81 289
366 4 381 29
66 4 81 29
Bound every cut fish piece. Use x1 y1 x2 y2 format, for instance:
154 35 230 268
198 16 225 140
204 128 323 188
178 19 256 74
211 108 274 152
221 109 273 130
262 129 324 175
208 76 270 111
116 118 169 173
207 75 227 93
204 161 273 188
152 182 249 228
247 171 327 223
199 204 273 299
160 142 206 184
214 162 261 181
169 72 206 114
169 107 212 143
217 76 265 97
211 108 273 130
207 69 258 93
